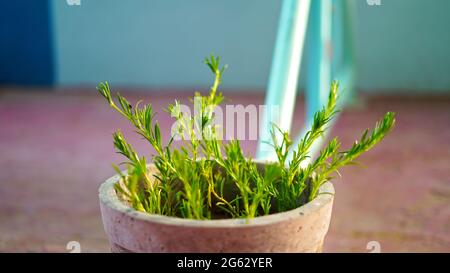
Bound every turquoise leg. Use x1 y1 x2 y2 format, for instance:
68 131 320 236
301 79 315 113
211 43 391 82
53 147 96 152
256 0 311 161
257 0 356 165
291 0 356 165
305 0 332 126
290 0 333 165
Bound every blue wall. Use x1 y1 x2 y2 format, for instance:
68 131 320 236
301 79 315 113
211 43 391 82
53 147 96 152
52 0 279 90
355 0 450 93
2 0 450 93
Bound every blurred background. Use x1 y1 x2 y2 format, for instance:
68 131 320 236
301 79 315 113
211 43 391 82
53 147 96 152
0 0 449 252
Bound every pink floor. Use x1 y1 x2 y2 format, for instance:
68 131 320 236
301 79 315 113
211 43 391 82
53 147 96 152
0 87 449 252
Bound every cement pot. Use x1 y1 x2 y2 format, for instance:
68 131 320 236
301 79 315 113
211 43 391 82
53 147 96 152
99 164 335 253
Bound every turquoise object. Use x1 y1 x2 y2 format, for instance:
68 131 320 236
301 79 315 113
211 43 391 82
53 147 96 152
257 0 355 165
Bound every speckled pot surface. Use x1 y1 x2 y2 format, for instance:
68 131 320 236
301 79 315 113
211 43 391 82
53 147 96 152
99 165 334 253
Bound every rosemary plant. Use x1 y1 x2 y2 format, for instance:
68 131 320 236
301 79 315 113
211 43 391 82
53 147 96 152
97 55 395 220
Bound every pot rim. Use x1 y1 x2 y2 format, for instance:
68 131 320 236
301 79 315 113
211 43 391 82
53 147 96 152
99 162 334 228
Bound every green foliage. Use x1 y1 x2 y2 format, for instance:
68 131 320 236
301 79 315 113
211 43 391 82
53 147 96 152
97 55 395 220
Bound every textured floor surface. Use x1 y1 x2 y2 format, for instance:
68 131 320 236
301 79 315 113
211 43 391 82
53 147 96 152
0 87 449 252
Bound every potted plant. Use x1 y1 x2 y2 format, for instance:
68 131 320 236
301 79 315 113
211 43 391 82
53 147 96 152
97 55 395 253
